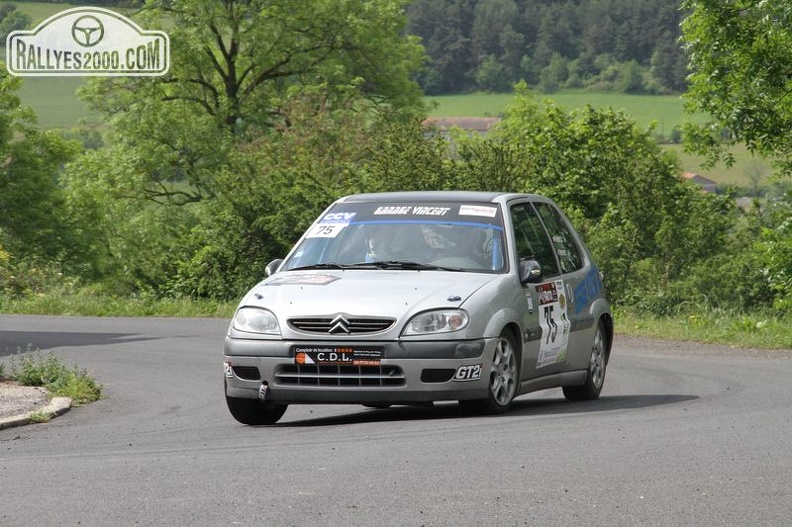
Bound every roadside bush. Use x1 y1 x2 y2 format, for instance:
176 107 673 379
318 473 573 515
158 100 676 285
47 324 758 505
11 352 102 405
0 248 80 298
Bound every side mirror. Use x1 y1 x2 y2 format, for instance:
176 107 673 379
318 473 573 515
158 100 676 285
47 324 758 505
265 259 284 277
519 259 542 284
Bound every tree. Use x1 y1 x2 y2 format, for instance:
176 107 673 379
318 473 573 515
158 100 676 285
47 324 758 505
76 0 425 203
460 83 736 305
619 59 644 93
412 0 476 93
0 71 80 261
475 54 511 92
0 4 31 41
682 0 792 173
65 0 427 297
0 69 86 295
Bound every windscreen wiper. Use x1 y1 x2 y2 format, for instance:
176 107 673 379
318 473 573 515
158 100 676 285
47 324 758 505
289 262 350 271
290 261 464 272
366 260 464 272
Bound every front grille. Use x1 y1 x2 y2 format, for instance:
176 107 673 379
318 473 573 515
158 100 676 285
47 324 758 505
275 364 405 387
289 316 395 335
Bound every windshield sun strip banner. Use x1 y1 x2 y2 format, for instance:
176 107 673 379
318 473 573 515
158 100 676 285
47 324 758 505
348 219 504 231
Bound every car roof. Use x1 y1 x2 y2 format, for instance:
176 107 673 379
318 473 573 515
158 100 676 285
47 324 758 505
338 191 546 204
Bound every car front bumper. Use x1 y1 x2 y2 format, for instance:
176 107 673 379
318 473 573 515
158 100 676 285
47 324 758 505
224 337 495 405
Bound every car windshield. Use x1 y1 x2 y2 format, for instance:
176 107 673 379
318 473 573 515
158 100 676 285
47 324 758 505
281 201 507 273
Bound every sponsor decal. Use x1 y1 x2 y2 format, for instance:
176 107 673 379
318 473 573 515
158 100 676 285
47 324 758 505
373 206 450 216
536 280 571 368
265 274 340 286
454 364 483 381
459 205 498 218
306 211 356 238
294 346 382 366
6 7 169 76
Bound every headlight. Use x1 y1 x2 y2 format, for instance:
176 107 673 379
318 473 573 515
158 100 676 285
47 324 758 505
233 307 280 335
403 310 469 335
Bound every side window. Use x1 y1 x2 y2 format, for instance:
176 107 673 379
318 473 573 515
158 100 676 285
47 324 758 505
534 202 584 274
510 203 560 277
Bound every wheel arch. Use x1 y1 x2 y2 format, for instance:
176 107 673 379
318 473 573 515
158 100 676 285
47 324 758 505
599 312 614 364
500 322 523 373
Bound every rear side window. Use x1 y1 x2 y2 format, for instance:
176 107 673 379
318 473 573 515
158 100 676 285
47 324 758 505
534 202 584 274
510 203 560 277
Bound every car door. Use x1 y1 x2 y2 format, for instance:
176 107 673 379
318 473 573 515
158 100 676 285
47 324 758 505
508 201 569 379
532 200 594 373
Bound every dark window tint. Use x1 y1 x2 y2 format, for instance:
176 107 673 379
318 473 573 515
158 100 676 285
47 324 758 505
510 203 560 277
534 202 584 274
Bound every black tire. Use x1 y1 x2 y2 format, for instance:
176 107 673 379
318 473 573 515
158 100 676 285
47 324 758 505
226 395 288 425
563 319 608 402
460 329 519 414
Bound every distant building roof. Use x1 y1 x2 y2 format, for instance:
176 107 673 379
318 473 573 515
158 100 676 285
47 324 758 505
682 172 718 193
422 117 500 132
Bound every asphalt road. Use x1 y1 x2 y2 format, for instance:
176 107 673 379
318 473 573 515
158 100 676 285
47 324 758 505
1 315 791 527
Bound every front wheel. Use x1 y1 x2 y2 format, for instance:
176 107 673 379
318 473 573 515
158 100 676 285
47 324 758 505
226 394 288 425
563 319 608 402
460 329 519 414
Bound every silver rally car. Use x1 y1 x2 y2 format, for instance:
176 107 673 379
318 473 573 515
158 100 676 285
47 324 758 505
224 191 613 424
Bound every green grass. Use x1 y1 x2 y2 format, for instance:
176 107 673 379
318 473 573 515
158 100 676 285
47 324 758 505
0 290 236 318
8 351 102 405
615 308 792 350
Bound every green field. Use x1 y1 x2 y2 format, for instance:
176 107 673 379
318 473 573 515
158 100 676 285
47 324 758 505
426 91 771 188
16 77 100 128
426 91 706 134
3 2 102 128
1 0 76 24
11 82 763 186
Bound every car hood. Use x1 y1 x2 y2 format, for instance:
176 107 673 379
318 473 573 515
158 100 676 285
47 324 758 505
240 270 497 318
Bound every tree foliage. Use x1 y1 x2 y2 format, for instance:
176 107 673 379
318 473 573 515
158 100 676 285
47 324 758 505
407 0 688 94
64 0 426 298
682 0 792 174
9 0 792 313
0 3 31 41
0 69 90 297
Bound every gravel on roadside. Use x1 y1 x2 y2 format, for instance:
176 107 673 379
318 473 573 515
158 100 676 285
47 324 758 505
0 380 51 420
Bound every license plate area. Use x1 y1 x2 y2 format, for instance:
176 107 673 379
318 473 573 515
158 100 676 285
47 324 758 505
293 346 383 366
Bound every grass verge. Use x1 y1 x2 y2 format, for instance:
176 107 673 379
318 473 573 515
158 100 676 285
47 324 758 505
0 290 235 318
8 352 102 405
614 307 792 350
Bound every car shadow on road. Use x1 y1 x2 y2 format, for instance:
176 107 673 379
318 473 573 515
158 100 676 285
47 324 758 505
272 393 699 427
0 330 158 356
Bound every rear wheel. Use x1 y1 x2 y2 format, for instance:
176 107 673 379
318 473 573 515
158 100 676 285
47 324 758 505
460 329 519 414
225 386 288 425
563 319 607 402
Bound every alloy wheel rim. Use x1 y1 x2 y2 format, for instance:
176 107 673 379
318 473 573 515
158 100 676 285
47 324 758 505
490 337 517 405
590 328 605 389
